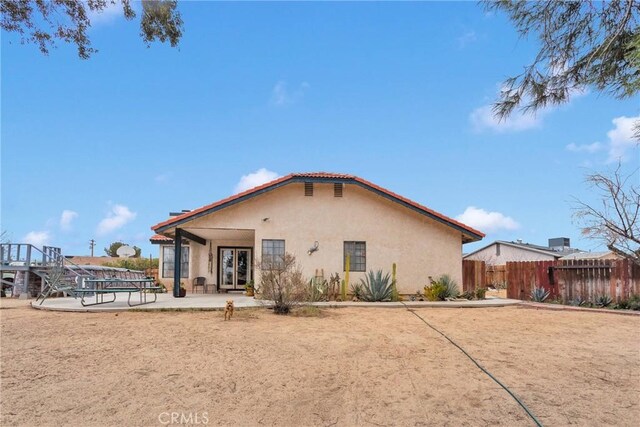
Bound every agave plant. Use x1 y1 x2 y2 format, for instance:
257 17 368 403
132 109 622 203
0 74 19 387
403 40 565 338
530 286 550 302
595 294 612 308
437 274 459 299
360 270 393 302
350 282 364 300
569 296 586 307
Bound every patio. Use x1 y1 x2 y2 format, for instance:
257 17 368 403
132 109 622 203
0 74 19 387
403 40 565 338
30 293 521 312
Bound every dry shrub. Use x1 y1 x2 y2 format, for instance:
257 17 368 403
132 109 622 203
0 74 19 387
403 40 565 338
258 253 306 315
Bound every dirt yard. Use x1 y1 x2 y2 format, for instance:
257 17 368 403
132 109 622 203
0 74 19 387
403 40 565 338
1 299 638 427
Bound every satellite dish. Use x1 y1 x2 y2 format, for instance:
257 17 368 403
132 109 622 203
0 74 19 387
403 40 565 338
116 245 136 258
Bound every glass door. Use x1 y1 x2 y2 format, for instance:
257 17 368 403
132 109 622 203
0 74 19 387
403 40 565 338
219 248 252 290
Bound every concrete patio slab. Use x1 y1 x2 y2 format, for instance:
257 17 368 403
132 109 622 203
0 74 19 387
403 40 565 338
31 293 522 312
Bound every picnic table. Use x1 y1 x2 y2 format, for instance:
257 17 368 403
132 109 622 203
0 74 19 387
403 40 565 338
77 278 161 307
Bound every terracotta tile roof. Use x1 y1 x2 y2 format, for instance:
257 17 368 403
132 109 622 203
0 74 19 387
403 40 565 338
151 172 484 241
150 234 173 242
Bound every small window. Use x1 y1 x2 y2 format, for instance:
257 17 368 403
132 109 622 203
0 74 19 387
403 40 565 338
334 183 343 197
162 246 189 278
262 239 285 268
344 241 366 272
496 243 501 256
304 182 313 196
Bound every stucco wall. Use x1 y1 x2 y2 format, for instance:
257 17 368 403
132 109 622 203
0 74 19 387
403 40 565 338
464 243 557 265
157 182 469 294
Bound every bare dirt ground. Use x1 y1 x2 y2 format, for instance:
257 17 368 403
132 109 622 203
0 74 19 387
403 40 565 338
1 299 638 427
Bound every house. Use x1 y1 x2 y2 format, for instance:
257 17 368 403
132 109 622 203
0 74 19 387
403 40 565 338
463 238 579 266
560 251 621 261
150 172 484 296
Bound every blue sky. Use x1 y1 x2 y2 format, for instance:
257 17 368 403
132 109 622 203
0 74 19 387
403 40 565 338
2 1 638 258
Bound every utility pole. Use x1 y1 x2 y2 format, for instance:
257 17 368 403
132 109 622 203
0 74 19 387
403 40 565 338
89 239 96 257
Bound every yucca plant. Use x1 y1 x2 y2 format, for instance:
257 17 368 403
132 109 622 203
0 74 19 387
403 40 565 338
360 270 393 302
595 294 612 308
530 286 550 302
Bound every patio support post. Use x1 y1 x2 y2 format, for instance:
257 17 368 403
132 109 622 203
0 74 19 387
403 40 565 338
173 228 182 297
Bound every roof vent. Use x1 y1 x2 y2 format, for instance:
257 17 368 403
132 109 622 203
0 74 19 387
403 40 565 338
304 182 313 197
334 183 343 197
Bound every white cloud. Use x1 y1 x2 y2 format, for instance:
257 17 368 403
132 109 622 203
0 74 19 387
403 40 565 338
96 204 137 236
566 142 603 153
23 231 51 247
457 30 477 49
59 210 79 231
87 0 127 25
234 168 280 194
270 81 310 106
605 115 639 163
470 104 542 133
456 206 520 234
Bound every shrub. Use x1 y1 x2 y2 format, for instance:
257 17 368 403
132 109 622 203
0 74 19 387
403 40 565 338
360 270 393 302
629 294 640 310
424 274 459 301
595 294 613 308
424 282 447 301
530 286 550 302
475 288 487 300
259 253 307 315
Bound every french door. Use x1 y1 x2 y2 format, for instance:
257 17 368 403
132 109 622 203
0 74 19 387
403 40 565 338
219 248 252 290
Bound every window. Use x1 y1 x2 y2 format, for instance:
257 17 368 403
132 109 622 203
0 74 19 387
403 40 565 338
304 182 313 196
334 183 343 197
496 243 501 256
344 241 366 272
162 246 189 278
262 239 285 268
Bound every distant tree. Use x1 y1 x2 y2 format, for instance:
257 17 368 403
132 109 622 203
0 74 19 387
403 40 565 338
0 0 183 59
573 165 640 265
104 241 142 257
103 257 159 271
486 1 640 136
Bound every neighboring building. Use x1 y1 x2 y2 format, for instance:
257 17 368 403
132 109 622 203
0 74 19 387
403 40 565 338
63 256 122 266
560 251 621 261
464 238 579 266
150 172 484 295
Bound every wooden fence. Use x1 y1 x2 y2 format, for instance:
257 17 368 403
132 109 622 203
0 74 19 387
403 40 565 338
462 259 640 302
506 259 639 302
462 260 485 293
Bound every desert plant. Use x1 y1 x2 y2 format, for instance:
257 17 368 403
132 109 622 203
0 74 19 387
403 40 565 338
359 270 393 302
475 288 487 300
595 294 613 308
258 253 307 314
569 296 586 307
424 282 448 301
328 273 340 301
530 286 550 302
437 274 459 298
307 277 328 302
424 274 459 301
350 283 364 301
459 291 474 300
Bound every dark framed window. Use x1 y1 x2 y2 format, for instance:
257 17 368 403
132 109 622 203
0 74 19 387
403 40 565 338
344 241 366 272
262 239 285 268
334 183 343 197
162 246 189 278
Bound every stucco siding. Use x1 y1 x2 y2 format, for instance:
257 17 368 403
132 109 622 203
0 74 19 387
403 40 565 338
158 182 467 294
